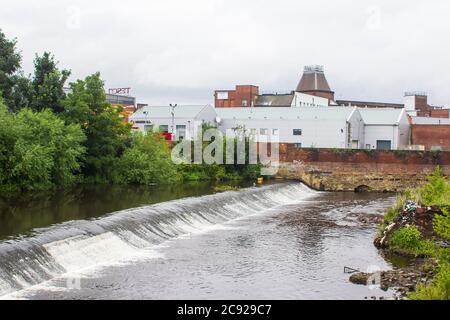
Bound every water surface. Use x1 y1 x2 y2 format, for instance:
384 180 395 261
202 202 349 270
0 182 396 299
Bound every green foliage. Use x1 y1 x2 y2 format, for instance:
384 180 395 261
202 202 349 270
409 264 450 300
0 99 85 191
31 52 70 113
384 208 398 223
434 208 450 241
389 226 435 256
176 124 262 182
0 29 22 111
383 188 421 223
117 132 180 185
420 167 450 207
62 72 131 183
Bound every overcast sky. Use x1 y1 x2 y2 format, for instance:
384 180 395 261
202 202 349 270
1 0 450 106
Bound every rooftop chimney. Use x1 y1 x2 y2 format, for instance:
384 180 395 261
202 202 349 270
296 65 334 102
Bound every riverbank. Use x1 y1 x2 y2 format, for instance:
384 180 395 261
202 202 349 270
349 168 450 299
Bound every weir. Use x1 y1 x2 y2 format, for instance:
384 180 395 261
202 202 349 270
0 183 318 297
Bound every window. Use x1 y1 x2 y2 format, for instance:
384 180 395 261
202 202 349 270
294 143 302 149
365 144 371 150
376 140 392 150
217 92 229 100
176 125 186 140
293 129 302 136
144 125 153 133
242 99 248 107
272 129 279 135
159 125 169 133
260 128 268 135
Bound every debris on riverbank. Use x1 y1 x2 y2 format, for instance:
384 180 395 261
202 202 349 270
349 259 438 297
374 203 449 251
350 167 450 300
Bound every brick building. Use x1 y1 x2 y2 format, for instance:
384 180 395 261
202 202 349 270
410 117 450 151
214 85 259 108
404 91 449 118
295 65 335 103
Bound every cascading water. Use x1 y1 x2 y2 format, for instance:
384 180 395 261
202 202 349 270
0 183 318 297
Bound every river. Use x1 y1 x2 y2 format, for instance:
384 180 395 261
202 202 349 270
0 182 397 299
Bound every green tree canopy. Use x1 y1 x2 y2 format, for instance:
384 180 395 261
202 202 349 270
0 29 22 111
31 52 71 113
118 132 180 185
62 72 131 182
0 98 86 191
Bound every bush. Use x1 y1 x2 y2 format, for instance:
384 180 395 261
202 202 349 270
384 208 398 223
389 226 435 256
409 265 450 300
420 167 450 207
117 132 180 185
0 102 85 191
434 208 450 241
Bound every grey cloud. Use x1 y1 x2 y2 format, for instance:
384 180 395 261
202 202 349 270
1 0 449 106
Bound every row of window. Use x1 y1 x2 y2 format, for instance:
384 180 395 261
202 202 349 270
249 128 302 136
142 124 189 140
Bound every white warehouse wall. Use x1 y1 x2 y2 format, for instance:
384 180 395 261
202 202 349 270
218 118 357 148
292 92 329 108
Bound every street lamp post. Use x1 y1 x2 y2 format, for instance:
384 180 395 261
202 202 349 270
170 103 177 140
143 111 151 134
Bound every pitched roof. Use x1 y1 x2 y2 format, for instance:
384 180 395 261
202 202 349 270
255 94 294 107
216 107 356 121
130 105 211 120
359 108 405 125
296 65 332 93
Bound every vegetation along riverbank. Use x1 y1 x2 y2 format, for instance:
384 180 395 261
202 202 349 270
350 167 450 299
0 30 261 195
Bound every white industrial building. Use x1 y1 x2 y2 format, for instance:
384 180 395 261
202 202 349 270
359 108 410 150
254 91 329 108
129 105 216 140
129 105 412 150
215 107 363 149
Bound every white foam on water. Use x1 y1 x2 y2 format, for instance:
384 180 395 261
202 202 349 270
42 232 140 273
0 182 320 299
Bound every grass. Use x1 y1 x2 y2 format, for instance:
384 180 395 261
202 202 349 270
388 226 436 257
409 264 450 300
378 167 450 299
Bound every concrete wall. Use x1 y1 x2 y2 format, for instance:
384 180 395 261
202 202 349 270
292 92 329 108
275 145 450 191
364 125 398 150
219 118 360 147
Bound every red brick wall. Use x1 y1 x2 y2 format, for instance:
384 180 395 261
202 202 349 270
430 109 450 118
215 85 259 108
262 144 450 190
412 125 450 151
277 144 450 166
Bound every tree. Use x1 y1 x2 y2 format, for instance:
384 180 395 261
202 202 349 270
0 29 22 111
61 72 131 182
118 132 180 185
420 166 450 206
31 52 71 113
0 98 86 191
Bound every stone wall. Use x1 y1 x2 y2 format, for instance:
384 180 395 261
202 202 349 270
274 144 450 192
